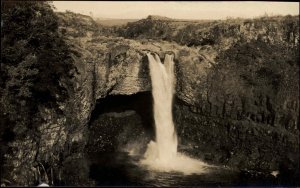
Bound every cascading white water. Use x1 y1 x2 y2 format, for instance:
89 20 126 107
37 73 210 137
146 53 177 162
140 53 210 175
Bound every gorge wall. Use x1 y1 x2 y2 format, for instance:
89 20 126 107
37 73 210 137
60 13 299 175
1 10 299 186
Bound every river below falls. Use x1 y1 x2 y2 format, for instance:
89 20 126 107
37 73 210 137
86 151 292 186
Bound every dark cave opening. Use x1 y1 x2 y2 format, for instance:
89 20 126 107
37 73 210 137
87 91 155 152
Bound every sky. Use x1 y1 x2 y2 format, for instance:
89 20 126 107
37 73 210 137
52 1 299 20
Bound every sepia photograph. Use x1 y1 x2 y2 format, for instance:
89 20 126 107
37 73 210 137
0 1 299 187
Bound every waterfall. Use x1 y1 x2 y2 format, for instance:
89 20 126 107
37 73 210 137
140 53 210 175
147 53 177 162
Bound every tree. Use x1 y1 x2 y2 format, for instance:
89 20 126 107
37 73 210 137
1 1 76 185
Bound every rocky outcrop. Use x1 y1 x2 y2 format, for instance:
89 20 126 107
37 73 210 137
63 33 215 127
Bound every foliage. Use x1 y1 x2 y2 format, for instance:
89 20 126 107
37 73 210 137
56 11 100 38
119 17 172 39
117 15 299 47
1 1 75 138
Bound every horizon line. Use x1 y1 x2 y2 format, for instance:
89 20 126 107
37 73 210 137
54 10 299 21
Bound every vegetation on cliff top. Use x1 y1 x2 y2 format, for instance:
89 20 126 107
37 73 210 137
1 0 75 134
56 11 299 49
119 15 299 47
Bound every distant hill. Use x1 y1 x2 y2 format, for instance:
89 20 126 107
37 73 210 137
95 18 138 26
94 15 210 26
146 15 173 21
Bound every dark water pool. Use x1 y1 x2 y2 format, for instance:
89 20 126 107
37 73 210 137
87 152 297 187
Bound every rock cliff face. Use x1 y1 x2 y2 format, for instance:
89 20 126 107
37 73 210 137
58 12 299 173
